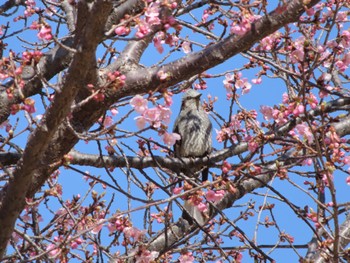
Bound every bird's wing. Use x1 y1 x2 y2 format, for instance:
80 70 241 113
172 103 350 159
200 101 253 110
173 117 182 157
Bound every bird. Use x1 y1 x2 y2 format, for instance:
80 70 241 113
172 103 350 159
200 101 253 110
173 89 212 225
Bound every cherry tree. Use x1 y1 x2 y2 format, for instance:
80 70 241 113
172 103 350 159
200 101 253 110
0 0 349 262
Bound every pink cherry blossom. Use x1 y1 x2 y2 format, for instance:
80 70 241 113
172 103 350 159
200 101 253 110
136 19 150 38
290 49 304 63
165 33 179 47
179 252 195 263
145 2 161 26
23 98 36 113
322 172 333 187
111 108 118 116
151 212 162 223
234 73 252 94
259 35 274 51
230 18 251 36
173 187 183 195
307 93 318 109
221 160 232 174
202 10 209 23
248 138 259 152
143 107 161 128
158 105 171 124
134 116 147 129
135 249 159 263
70 238 83 249
340 30 350 48
344 156 350 165
206 189 225 203
114 25 130 36
130 95 148 114
91 219 104 234
153 34 164 54
197 202 208 213
293 104 304 117
46 244 60 258
302 158 313 166
99 115 113 127
46 243 61 258
163 91 173 106
230 115 241 130
252 78 262 84
260 105 273 121
215 127 228 143
162 132 180 146
223 73 235 92
346 176 350 186
182 41 191 54
295 123 314 143
108 217 126 233
37 25 52 41
194 81 207 90
282 93 289 104
336 11 348 23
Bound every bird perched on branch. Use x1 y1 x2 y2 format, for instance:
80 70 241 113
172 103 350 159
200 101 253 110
173 89 212 225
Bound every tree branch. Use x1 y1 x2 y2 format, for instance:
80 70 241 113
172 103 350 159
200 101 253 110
107 0 322 100
0 1 113 258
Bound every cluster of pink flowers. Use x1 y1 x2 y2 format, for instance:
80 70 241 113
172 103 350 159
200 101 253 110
173 186 225 216
260 92 318 126
30 21 52 41
179 252 195 263
127 247 159 263
123 226 146 243
46 236 63 258
107 216 130 233
114 0 177 38
151 206 171 223
15 1 54 21
306 209 323 229
215 114 242 143
289 36 306 64
46 235 84 259
257 32 282 51
10 99 36 115
221 160 232 174
230 15 260 36
130 94 180 146
223 72 252 96
37 25 53 41
206 189 225 203
22 50 43 64
153 31 180 54
290 123 314 144
107 71 126 89
23 0 38 18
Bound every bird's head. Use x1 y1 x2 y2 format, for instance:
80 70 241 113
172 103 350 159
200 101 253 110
181 89 202 110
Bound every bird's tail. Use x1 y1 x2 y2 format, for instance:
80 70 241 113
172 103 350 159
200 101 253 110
182 200 205 226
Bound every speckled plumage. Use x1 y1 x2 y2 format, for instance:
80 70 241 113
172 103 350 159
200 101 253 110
173 89 212 181
173 89 212 226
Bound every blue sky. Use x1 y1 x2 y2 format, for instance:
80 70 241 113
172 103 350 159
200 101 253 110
1 1 350 262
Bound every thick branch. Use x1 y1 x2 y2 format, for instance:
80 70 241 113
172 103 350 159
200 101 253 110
0 36 74 123
0 0 23 15
2 97 350 170
0 1 113 258
108 0 322 100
